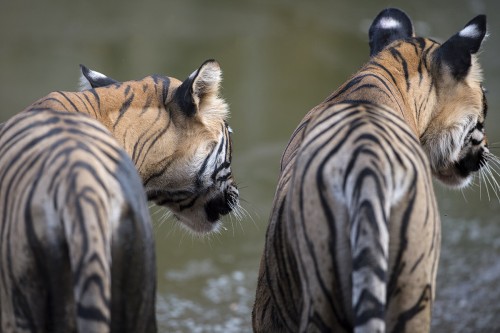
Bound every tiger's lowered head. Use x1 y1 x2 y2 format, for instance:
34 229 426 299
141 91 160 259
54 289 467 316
30 59 239 233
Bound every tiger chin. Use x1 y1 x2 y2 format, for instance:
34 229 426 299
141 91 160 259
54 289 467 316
50 59 239 234
253 8 494 333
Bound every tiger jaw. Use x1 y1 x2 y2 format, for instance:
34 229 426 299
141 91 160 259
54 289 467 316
149 185 239 234
434 147 487 188
171 194 239 234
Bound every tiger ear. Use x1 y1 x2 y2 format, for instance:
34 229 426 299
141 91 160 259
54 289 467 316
434 15 487 80
369 8 414 57
79 64 118 90
175 59 222 117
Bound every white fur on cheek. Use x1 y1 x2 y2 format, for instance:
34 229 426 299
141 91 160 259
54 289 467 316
425 120 474 172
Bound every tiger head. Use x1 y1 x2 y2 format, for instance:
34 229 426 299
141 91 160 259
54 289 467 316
369 9 490 189
79 60 239 233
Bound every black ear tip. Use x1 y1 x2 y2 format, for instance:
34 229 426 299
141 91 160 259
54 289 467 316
369 7 413 42
79 64 89 74
369 8 414 57
459 14 487 43
200 59 220 69
472 14 486 25
468 14 487 31
377 7 409 18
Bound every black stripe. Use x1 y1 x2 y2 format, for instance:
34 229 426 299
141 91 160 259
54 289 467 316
369 61 399 89
387 161 418 302
83 91 99 118
391 285 431 333
88 88 102 111
0 116 62 152
409 253 425 273
56 91 80 112
113 93 135 130
354 291 384 325
135 117 172 170
353 246 386 282
79 272 110 308
389 47 410 91
324 75 365 103
77 304 109 323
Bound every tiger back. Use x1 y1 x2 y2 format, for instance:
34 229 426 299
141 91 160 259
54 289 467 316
253 9 491 333
0 110 155 332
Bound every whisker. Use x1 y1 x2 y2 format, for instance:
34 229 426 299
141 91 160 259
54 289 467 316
479 170 482 200
484 166 500 201
487 159 500 196
460 188 468 202
480 169 491 201
487 155 500 169
487 163 500 179
239 204 259 230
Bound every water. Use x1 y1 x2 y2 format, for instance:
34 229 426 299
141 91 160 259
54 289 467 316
1 0 500 331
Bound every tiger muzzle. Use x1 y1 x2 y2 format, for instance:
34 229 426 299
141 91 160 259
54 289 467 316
455 148 486 177
204 187 239 222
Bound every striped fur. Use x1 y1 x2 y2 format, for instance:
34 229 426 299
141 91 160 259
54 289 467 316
0 60 238 332
35 59 239 233
253 9 491 333
0 110 155 332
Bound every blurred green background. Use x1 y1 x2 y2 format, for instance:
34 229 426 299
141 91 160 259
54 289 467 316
1 0 499 331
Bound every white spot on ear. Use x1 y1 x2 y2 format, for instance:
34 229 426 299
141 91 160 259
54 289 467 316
79 68 110 91
459 24 480 38
228 126 233 133
88 69 108 81
378 17 401 30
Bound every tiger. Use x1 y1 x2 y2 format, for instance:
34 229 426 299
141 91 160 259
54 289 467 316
0 110 156 333
73 59 238 232
0 59 239 332
252 8 491 333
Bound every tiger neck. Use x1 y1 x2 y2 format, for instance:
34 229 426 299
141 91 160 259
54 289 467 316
325 63 436 139
29 89 176 180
